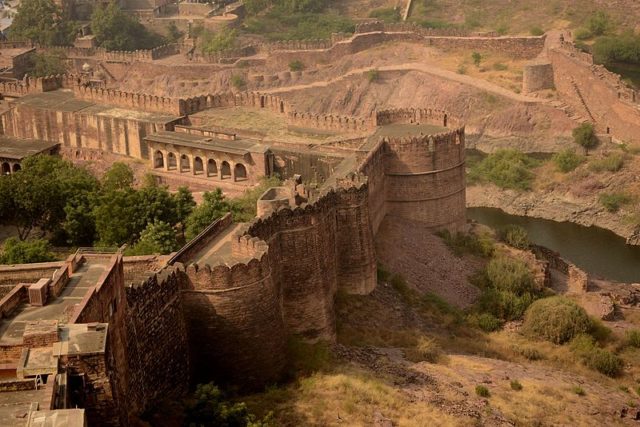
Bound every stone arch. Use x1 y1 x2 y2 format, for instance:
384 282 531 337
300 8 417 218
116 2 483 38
167 152 177 170
194 156 204 175
154 151 164 169
234 163 247 181
1 162 10 175
207 159 218 177
221 161 231 179
180 154 190 172
12 163 21 172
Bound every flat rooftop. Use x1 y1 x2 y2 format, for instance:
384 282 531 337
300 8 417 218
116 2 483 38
27 409 86 427
0 259 110 348
189 106 361 146
11 90 180 123
147 130 269 155
53 323 108 356
0 138 58 160
0 387 50 427
0 47 34 69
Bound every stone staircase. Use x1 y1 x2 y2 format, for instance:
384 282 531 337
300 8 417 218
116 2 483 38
570 78 596 122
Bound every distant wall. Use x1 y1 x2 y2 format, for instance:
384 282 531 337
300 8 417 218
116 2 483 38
169 213 232 265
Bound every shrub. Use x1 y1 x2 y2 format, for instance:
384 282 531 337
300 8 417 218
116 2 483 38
589 153 625 172
587 11 612 37
405 336 443 363
599 192 632 213
552 149 585 172
0 238 56 264
436 229 495 258
625 330 640 348
574 28 593 41
367 68 380 82
593 32 640 65
570 334 623 377
497 224 529 249
472 52 482 67
492 62 508 71
495 23 509 35
572 386 586 396
468 312 502 332
368 7 400 23
231 74 246 90
530 27 544 36
457 64 467 75
468 149 537 191
510 380 523 391
512 345 545 361
486 257 535 295
289 60 304 71
522 297 591 344
475 385 490 397
573 123 599 154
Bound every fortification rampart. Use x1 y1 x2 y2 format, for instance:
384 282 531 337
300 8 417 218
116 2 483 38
287 110 375 133
0 74 78 98
549 44 640 142
73 85 183 115
42 43 180 62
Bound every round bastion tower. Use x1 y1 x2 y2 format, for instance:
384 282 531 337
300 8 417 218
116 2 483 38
376 108 466 231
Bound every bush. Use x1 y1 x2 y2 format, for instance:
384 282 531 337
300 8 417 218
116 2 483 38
436 229 495 258
510 380 523 391
457 64 467 75
599 192 632 213
570 334 623 377
289 60 304 71
593 32 640 65
468 149 538 191
625 330 640 348
472 51 482 67
244 6 354 40
405 336 443 363
492 62 508 71
572 385 586 396
589 153 625 172
574 28 593 41
486 257 535 295
552 149 585 173
522 296 591 344
468 312 501 332
369 7 400 23
573 123 599 154
475 385 490 397
512 345 545 361
231 74 246 90
587 11 612 37
497 224 529 249
530 27 544 36
0 238 56 264
367 68 380 82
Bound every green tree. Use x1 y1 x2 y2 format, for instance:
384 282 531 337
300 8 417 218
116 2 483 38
185 383 272 426
0 238 55 264
167 22 184 42
185 189 231 240
29 52 67 77
91 2 164 51
173 186 196 227
572 123 599 155
102 162 134 191
126 220 178 255
93 188 143 246
10 0 77 46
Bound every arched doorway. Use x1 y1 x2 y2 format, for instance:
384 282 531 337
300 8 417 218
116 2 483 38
221 161 231 179
234 163 247 181
194 157 204 175
1 162 10 175
167 153 177 170
12 163 21 173
180 155 190 172
207 159 217 177
154 151 164 169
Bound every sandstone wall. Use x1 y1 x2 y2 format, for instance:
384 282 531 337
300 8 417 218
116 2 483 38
522 61 555 93
169 213 232 265
548 45 640 142
0 262 63 286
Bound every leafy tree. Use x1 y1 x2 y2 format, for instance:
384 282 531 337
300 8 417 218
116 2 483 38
185 189 231 240
126 220 178 255
572 123 599 154
63 195 97 246
167 22 184 42
29 52 67 77
91 3 164 51
173 186 196 230
10 0 77 46
0 238 55 264
93 188 144 246
138 185 179 226
102 162 134 191
593 31 640 65
185 383 272 426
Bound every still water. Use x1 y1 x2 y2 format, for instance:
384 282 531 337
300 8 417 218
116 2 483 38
467 207 640 283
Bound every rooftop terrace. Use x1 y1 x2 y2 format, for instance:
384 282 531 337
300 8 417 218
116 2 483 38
0 138 59 161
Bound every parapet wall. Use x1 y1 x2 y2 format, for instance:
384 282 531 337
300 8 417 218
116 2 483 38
43 44 180 62
375 107 454 127
169 212 232 265
73 85 183 116
0 74 78 98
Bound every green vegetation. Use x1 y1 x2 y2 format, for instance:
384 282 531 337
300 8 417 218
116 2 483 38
572 385 586 396
510 380 523 391
593 31 640 65
468 149 538 190
166 22 184 43
587 11 613 37
10 0 77 46
243 1 354 40
436 229 495 258
552 149 585 173
367 68 380 82
471 52 482 67
511 345 545 361
570 334 623 377
530 27 544 36
625 330 640 348
497 224 529 249
589 152 625 172
369 7 400 23
29 52 67 77
91 3 164 51
475 385 490 397
125 221 179 256
184 383 273 426
572 123 599 155
473 255 541 322
599 192 632 213
467 312 501 332
522 297 591 344
200 28 238 54
405 336 443 363
288 60 305 71
492 62 508 71
0 238 55 264
457 64 467 75
231 74 247 90
287 338 333 376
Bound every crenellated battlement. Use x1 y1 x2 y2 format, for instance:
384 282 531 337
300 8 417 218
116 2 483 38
73 85 183 115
